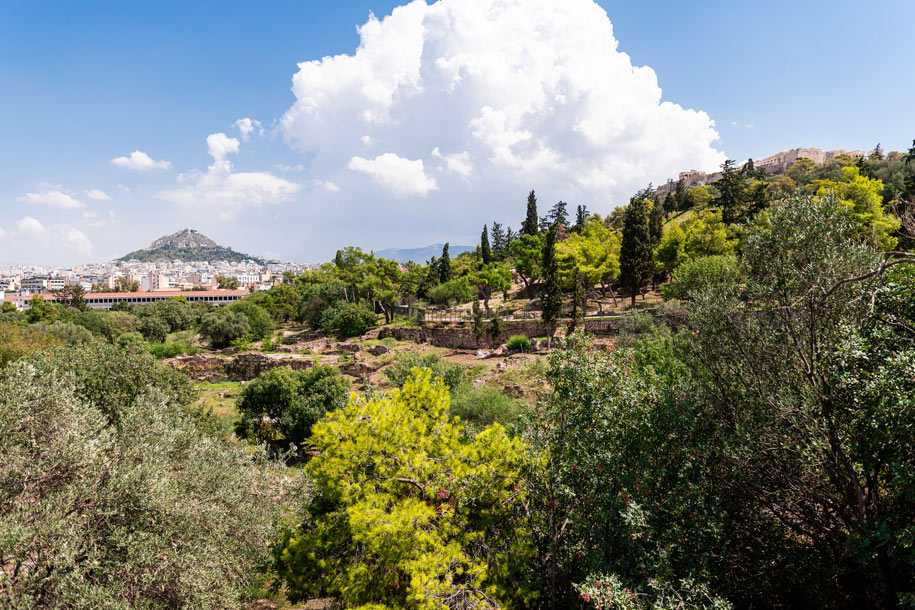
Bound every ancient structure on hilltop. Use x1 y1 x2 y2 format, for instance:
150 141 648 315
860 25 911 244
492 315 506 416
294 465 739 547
654 146 873 196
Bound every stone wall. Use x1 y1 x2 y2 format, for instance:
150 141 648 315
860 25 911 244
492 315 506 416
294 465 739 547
379 317 622 349
167 352 313 382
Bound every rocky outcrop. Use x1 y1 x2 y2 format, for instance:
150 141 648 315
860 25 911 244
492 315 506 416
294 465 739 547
167 352 313 382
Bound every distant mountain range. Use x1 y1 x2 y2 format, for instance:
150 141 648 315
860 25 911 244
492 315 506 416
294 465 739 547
374 244 474 263
119 229 265 263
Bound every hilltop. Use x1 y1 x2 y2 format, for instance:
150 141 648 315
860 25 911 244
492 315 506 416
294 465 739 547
119 229 264 263
374 243 474 263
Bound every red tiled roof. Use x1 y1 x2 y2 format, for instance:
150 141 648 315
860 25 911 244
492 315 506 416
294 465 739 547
3 290 247 302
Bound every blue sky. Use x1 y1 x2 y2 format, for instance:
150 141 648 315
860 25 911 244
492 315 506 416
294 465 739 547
1 0 913 265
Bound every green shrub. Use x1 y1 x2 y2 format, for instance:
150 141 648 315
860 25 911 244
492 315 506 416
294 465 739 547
236 365 349 449
0 322 62 369
148 341 187 359
199 309 251 348
661 254 742 301
506 334 531 351
74 309 141 340
320 302 376 338
229 299 276 340
0 353 298 609
428 277 473 305
136 297 195 341
384 351 465 390
116 331 147 352
26 321 96 345
615 311 659 348
449 384 527 437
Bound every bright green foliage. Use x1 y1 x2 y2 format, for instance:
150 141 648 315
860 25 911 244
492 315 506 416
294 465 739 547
216 274 240 289
661 255 743 301
470 262 511 312
687 185 713 209
509 233 544 291
25 295 69 324
0 351 293 609
619 198 654 304
682 210 738 259
0 322 62 369
428 277 474 306
236 365 349 448
653 224 688 274
274 370 536 609
199 309 251 348
448 384 527 438
654 210 738 274
147 341 189 359
506 334 530 351
556 216 620 295
384 352 465 390
229 299 276 340
813 165 900 249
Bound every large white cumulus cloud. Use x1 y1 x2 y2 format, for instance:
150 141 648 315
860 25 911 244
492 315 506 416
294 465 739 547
280 0 725 235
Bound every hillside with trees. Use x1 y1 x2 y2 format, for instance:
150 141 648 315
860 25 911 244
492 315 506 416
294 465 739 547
2 141 915 610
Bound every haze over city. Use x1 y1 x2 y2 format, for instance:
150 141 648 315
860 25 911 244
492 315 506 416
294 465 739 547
2 0 913 265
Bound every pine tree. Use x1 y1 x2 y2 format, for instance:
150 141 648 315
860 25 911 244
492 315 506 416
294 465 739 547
439 244 452 283
547 201 569 228
619 197 654 306
715 159 747 224
505 226 516 246
522 190 539 236
540 224 562 328
480 225 492 265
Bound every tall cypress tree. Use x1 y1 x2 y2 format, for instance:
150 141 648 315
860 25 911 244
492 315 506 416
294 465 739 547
522 190 539 236
490 222 506 260
439 243 452 283
572 204 589 233
481 225 492 265
674 179 687 212
619 198 654 306
540 223 562 327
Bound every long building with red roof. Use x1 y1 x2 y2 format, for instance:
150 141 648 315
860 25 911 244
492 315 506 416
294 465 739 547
3 290 248 311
